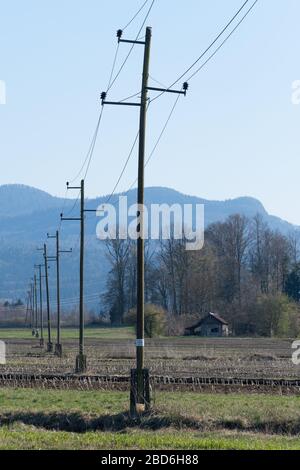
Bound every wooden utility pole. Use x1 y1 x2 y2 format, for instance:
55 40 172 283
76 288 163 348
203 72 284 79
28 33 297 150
25 290 30 327
55 231 62 356
48 231 72 357
79 179 85 371
35 264 44 348
136 26 151 410
33 274 39 337
38 265 44 347
102 26 152 414
61 179 86 372
102 27 187 415
43 244 53 352
28 284 33 330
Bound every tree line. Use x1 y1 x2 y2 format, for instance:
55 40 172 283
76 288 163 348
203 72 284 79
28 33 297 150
102 213 300 337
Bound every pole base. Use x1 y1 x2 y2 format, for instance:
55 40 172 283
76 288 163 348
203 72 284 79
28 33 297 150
130 368 150 417
55 343 63 357
39 338 44 348
47 342 53 353
75 354 87 373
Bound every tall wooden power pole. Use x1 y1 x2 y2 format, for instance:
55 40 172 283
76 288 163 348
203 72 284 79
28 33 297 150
79 179 85 372
48 231 72 357
102 26 152 414
136 26 151 410
55 231 62 356
61 179 87 372
35 264 44 348
38 265 44 347
102 27 188 415
33 274 39 338
28 283 34 330
25 290 30 327
43 244 53 352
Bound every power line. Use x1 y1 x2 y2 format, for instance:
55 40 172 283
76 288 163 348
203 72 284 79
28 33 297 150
60 0 258 231
107 0 155 92
55 7 148 245
64 190 81 217
76 41 118 182
55 44 118 233
151 0 252 102
57 188 68 232
106 43 121 90
124 94 182 195
58 0 155 219
104 100 151 204
67 40 120 187
83 107 105 180
105 93 181 204
106 130 140 204
186 0 259 82
122 0 151 31
119 91 141 103
69 1 155 185
51 293 101 305
68 110 104 185
145 94 181 169
149 74 168 88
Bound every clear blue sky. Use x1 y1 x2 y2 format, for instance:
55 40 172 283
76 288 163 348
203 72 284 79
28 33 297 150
0 0 300 223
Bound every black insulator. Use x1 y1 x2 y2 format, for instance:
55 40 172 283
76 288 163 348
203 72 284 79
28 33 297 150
66 181 69 187
117 29 123 40
101 91 107 102
183 82 189 93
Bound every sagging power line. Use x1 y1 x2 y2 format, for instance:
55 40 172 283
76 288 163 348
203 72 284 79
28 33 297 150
151 0 257 103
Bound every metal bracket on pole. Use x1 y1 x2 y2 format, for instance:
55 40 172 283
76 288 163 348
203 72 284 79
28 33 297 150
116 29 145 45
146 82 189 96
100 91 141 108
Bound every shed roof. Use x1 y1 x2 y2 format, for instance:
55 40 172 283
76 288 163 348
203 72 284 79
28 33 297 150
186 312 228 330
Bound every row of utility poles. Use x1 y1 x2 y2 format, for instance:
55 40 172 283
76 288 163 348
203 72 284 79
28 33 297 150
28 179 88 373
29 235 72 358
27 25 188 415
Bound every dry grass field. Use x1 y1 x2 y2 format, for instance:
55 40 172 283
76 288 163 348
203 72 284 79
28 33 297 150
0 328 300 450
0 327 299 380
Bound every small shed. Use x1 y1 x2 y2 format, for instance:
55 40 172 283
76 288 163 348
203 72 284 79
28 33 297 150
185 312 229 337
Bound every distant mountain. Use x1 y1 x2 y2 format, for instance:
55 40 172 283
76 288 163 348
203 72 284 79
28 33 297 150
0 184 298 308
0 184 62 218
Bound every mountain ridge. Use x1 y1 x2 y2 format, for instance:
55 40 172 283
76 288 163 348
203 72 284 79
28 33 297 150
0 183 285 225
0 184 298 304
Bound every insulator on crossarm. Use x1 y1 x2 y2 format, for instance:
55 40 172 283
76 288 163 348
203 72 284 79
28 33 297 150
183 82 189 96
100 91 107 105
117 29 123 42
